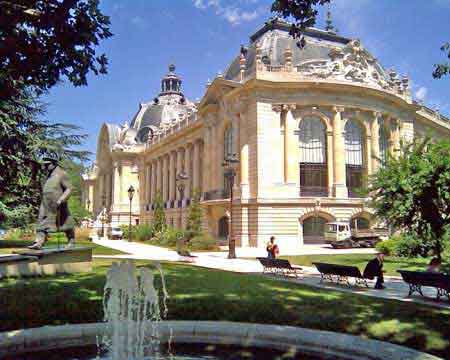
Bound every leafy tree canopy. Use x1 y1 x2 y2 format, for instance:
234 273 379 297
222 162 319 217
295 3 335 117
0 88 89 228
0 0 112 98
370 138 450 259
270 0 450 78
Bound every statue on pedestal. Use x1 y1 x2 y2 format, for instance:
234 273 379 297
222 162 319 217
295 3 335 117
28 157 75 250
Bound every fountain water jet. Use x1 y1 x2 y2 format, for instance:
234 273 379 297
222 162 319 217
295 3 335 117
101 260 168 360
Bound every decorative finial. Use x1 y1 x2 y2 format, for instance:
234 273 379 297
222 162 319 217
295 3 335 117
169 64 176 72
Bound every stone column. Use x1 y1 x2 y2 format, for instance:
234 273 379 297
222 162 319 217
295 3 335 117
240 116 249 186
163 154 170 202
392 118 401 155
176 148 183 200
156 157 162 198
185 143 192 198
192 140 200 195
371 112 381 173
326 130 334 196
203 127 211 192
365 130 372 177
285 106 299 184
113 162 121 207
169 151 176 201
150 161 156 203
332 106 348 198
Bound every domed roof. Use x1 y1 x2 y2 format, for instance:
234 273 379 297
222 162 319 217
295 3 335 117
130 65 196 143
224 18 404 95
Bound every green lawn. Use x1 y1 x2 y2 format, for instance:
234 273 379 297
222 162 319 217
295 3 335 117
0 239 127 256
280 254 431 277
0 259 449 358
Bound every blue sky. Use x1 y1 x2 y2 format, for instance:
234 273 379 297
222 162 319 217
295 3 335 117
43 0 450 159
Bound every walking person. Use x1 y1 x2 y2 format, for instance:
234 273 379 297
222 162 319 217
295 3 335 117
363 253 385 289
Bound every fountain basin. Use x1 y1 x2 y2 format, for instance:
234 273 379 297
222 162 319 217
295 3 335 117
0 321 441 359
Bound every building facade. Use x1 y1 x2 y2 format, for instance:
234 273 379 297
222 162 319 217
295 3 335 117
83 19 450 251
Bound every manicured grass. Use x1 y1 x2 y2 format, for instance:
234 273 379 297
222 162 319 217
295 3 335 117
0 239 127 256
0 259 449 358
280 254 431 276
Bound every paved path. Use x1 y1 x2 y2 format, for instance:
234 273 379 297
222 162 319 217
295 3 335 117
93 238 449 309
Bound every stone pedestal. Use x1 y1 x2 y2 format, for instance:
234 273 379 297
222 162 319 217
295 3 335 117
0 246 93 278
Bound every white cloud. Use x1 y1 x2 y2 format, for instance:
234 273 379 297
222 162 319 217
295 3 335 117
415 86 428 102
131 16 145 28
192 0 263 26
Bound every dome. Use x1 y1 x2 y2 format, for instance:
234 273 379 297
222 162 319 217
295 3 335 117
130 65 196 143
224 18 401 94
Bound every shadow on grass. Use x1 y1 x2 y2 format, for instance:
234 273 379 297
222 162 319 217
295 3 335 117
0 260 449 358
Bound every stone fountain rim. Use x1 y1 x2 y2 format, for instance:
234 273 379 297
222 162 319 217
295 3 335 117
0 320 441 360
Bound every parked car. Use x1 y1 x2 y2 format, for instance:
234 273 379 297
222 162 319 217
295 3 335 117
107 226 123 240
324 222 388 248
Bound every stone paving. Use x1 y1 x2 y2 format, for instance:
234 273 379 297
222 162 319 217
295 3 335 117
93 238 450 309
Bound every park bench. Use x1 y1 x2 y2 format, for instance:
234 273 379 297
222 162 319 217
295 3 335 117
313 262 369 287
398 270 450 302
257 258 303 278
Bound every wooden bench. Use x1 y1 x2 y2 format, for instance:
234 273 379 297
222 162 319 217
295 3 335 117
313 262 369 287
257 258 302 278
398 270 450 302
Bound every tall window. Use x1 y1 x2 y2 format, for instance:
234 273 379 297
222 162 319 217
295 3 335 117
224 126 234 194
378 118 388 166
224 126 234 160
298 116 328 196
345 119 365 197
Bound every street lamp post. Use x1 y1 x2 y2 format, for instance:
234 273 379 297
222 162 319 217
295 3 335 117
127 185 135 242
222 153 240 259
176 171 189 255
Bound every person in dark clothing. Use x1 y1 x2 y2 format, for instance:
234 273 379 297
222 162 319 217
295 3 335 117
363 253 385 289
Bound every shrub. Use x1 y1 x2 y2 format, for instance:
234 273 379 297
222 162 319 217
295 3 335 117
3 228 23 241
376 233 432 258
188 233 219 251
151 227 186 248
75 227 91 242
375 238 397 256
134 224 154 241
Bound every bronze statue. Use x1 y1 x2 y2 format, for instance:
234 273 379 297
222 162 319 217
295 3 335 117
28 158 75 249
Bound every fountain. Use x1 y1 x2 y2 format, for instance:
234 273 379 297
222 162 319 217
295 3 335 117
101 260 168 360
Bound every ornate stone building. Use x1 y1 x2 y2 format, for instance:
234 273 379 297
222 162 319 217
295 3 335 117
83 19 450 251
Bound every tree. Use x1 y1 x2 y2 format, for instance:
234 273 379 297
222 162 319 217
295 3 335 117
0 0 112 99
370 138 450 259
64 160 90 225
270 0 450 78
186 190 203 241
0 0 110 227
152 192 166 233
0 88 89 228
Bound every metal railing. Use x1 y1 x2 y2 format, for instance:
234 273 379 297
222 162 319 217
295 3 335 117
299 186 329 197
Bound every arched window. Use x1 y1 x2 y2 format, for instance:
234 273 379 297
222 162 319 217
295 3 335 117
378 118 389 166
298 117 328 196
223 126 235 195
345 120 365 198
224 126 234 160
303 216 328 244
